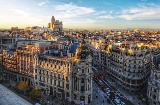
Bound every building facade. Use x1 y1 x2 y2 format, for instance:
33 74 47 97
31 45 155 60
48 16 63 31
147 64 160 105
2 50 17 83
88 39 153 91
107 43 152 91
34 40 93 104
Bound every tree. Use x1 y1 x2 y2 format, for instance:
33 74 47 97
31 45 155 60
29 88 41 101
24 87 33 95
17 81 28 91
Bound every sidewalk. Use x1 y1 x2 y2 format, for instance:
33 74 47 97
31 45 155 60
41 93 68 105
1 82 35 105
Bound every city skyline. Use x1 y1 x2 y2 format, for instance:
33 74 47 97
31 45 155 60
0 0 160 30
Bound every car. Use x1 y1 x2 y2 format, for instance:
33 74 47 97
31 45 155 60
106 88 111 91
121 102 126 105
107 92 110 97
99 80 104 85
114 96 120 100
119 94 124 97
115 91 120 95
114 98 121 105
106 89 111 93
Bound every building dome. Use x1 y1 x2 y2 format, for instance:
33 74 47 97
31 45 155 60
75 39 90 59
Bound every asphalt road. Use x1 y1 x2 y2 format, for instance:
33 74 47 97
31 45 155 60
93 66 134 105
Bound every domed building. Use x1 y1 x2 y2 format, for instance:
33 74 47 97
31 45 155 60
75 39 90 60
71 39 93 104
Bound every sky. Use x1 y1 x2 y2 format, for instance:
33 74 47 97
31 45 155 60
0 0 160 30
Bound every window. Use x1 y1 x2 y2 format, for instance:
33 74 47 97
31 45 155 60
82 69 84 73
54 80 56 85
35 69 37 73
50 79 52 85
81 86 84 91
66 84 69 90
40 76 41 81
66 77 68 81
43 77 45 82
81 78 84 83
58 81 60 86
35 75 37 79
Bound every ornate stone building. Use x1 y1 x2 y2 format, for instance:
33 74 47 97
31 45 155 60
34 39 93 104
48 16 63 31
147 64 160 105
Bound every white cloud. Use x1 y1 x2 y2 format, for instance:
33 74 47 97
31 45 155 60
38 2 46 6
54 2 95 18
109 11 113 14
138 3 157 8
117 6 160 20
9 9 31 16
94 11 106 15
65 19 95 24
97 15 114 19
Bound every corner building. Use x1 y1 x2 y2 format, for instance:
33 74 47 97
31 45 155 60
147 65 160 105
106 42 152 91
34 40 93 104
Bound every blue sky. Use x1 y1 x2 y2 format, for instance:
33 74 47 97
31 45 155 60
0 0 160 29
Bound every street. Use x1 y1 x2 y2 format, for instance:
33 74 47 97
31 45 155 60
92 66 134 105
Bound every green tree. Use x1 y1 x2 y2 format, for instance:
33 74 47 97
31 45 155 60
29 88 41 101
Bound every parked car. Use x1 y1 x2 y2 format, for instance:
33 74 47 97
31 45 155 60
121 102 126 105
114 98 121 105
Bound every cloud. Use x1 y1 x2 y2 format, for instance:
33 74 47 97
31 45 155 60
117 5 160 20
109 11 113 14
138 3 158 8
38 2 46 6
9 9 31 16
94 11 106 15
97 15 114 19
54 2 95 18
65 19 95 24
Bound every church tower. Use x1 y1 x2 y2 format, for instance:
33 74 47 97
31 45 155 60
72 36 93 104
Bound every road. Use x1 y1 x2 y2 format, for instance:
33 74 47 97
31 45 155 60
92 66 134 105
91 81 110 105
